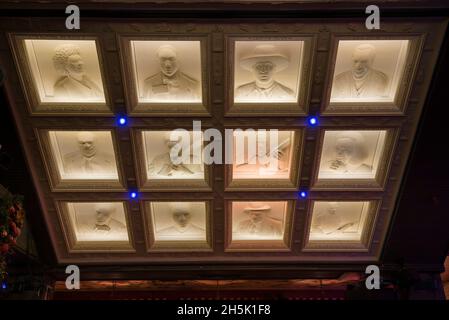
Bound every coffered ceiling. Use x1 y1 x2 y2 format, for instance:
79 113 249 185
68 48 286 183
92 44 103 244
0 2 448 280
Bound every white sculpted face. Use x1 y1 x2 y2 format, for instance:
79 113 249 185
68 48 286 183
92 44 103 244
335 137 358 164
248 210 265 224
95 204 115 225
246 202 269 224
253 61 275 83
321 130 384 178
77 132 96 158
334 132 368 167
351 44 376 78
66 54 85 75
172 210 191 228
158 45 178 77
53 44 88 81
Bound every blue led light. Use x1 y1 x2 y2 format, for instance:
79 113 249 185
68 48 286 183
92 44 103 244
1 282 6 290
307 116 318 127
130 192 137 199
118 116 127 126
299 191 308 199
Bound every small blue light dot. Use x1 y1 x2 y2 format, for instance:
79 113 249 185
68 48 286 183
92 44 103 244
299 191 308 198
1 282 6 290
308 116 318 126
118 117 127 126
130 192 137 199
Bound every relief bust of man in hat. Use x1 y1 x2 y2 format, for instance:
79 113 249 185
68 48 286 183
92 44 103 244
237 202 283 238
236 45 295 101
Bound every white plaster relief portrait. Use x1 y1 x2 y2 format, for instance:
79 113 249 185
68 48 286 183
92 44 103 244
130 40 202 103
234 41 303 103
330 40 409 103
23 39 105 103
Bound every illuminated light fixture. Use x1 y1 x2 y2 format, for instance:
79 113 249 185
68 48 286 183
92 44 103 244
307 116 318 127
1 281 6 290
299 190 308 199
129 191 138 199
117 116 127 126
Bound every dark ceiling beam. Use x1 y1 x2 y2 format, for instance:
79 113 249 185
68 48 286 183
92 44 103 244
43 261 446 281
0 1 449 18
